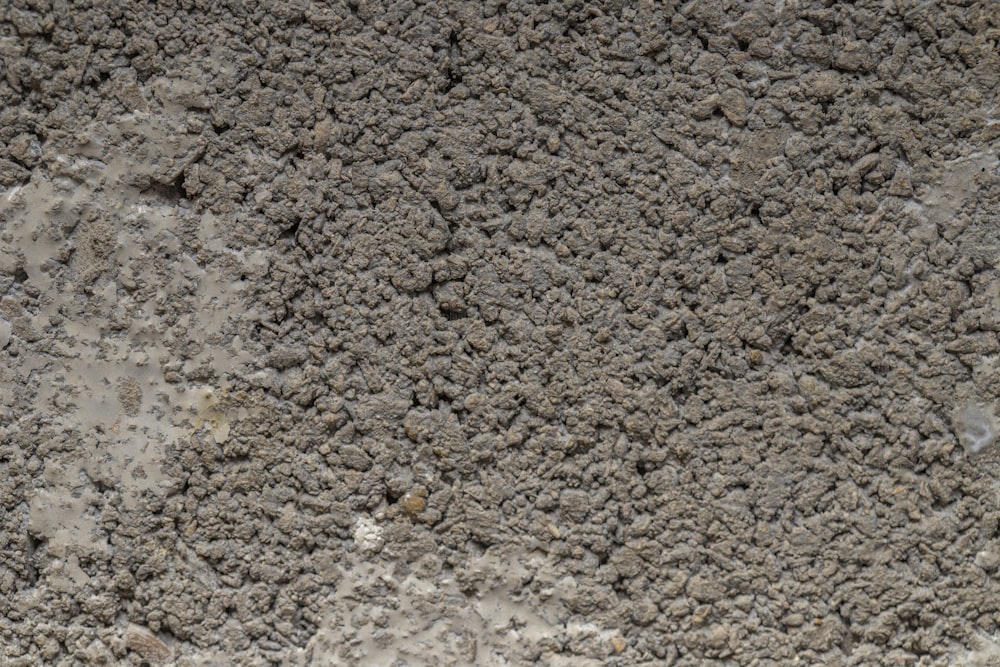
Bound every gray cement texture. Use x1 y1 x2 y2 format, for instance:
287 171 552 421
1 1 1000 665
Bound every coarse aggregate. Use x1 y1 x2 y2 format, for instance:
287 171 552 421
1 1 1000 665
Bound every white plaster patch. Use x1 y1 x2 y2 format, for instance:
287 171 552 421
352 516 384 554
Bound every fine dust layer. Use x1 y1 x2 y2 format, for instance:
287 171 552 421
1 2 999 666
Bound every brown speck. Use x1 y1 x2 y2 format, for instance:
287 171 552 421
402 489 426 517
126 627 171 663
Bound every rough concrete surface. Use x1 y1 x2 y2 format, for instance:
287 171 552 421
1 0 999 665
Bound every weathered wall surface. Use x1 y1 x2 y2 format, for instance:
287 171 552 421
1 1 999 665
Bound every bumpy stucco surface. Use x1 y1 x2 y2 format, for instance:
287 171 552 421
1 1 1000 665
